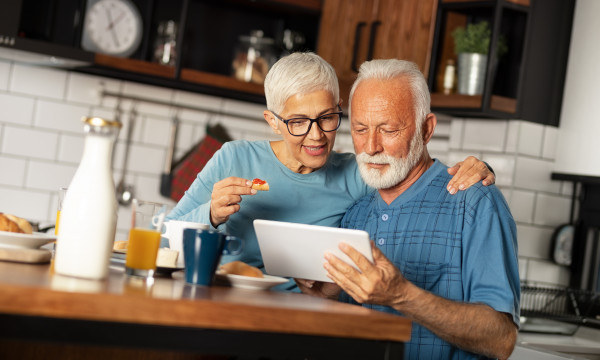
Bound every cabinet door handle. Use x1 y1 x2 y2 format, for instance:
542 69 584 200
351 22 367 72
367 21 381 61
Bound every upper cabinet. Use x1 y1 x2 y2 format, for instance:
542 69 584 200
317 0 436 107
428 0 575 126
0 0 321 103
0 0 574 126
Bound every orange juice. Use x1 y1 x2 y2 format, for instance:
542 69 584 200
55 210 61 235
125 228 161 270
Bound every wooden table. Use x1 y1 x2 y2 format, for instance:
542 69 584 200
0 259 411 359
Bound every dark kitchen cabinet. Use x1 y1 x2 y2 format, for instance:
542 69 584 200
0 0 321 103
427 0 575 126
317 0 436 107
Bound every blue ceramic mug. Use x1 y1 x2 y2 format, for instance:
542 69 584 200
182 228 243 286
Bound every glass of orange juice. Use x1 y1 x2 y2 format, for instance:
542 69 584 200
125 199 169 278
55 187 68 235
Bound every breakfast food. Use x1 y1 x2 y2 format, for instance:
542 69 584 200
113 240 128 250
220 260 264 278
251 178 269 191
0 213 33 234
156 248 179 268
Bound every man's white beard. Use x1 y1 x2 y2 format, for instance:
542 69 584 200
356 131 424 190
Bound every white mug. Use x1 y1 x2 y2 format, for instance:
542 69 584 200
162 220 209 267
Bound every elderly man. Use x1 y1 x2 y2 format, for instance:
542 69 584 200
297 59 519 359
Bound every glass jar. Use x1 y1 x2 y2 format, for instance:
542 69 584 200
153 20 178 66
55 117 121 280
231 30 277 84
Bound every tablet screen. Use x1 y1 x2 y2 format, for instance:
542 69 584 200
254 219 373 282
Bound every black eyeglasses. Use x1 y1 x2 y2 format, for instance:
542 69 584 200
271 105 343 136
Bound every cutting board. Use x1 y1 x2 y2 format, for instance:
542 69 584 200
0 247 52 263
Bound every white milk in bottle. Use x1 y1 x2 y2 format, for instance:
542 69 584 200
55 117 121 279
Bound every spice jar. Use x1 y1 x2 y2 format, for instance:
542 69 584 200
231 30 277 84
55 117 121 280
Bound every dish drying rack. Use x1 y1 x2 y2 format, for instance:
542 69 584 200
521 284 600 324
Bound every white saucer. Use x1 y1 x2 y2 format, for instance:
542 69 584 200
215 273 289 290
0 231 56 249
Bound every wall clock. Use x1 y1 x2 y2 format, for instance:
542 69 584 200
81 0 143 57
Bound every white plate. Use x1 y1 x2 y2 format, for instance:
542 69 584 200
0 231 56 249
215 273 289 290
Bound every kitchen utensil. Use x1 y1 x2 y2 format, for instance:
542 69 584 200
160 114 179 197
116 107 136 206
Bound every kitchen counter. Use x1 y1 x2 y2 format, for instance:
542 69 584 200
0 259 411 359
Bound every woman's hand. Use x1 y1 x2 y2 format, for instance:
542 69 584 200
446 156 495 194
295 278 341 300
209 177 256 227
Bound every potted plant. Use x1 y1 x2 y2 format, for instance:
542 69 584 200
451 21 507 95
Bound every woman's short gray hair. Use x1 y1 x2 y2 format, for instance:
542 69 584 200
264 52 339 114
349 59 430 126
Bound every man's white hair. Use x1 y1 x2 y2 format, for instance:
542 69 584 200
348 59 431 127
264 52 340 114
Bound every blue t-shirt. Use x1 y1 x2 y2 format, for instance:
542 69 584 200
167 140 372 284
341 160 520 359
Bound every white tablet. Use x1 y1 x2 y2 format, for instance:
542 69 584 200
254 219 373 282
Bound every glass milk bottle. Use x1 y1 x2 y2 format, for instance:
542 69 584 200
55 117 121 279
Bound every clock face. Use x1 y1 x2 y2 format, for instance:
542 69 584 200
82 0 143 57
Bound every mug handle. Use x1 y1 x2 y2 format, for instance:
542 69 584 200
223 236 243 255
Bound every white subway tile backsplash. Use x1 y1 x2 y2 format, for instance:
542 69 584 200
517 224 554 259
517 121 544 157
0 187 51 222
134 174 177 206
542 126 558 160
433 120 451 138
142 116 171 147
34 100 90 133
0 93 35 126
526 259 570 286
513 157 561 193
508 190 535 224
122 81 174 103
448 118 464 150
175 121 196 154
0 155 26 186
0 60 10 90
178 108 209 124
504 121 519 153
1 126 58 160
173 90 222 111
66 72 120 105
10 64 67 100
26 160 77 191
462 119 507 152
518 258 528 280
222 98 265 119
57 134 84 164
125 144 165 174
533 193 571 226
481 154 515 187
136 100 171 118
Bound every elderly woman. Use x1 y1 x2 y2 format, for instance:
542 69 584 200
167 52 493 285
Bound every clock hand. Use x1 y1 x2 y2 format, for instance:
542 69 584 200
111 12 126 27
105 8 121 48
105 8 115 30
